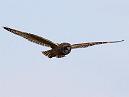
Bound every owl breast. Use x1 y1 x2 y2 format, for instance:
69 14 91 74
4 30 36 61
58 43 72 55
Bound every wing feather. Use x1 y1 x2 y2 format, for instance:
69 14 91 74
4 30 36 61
3 27 58 48
71 40 124 49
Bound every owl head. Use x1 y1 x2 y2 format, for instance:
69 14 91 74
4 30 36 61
59 43 71 55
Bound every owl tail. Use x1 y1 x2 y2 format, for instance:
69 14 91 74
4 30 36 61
42 50 56 58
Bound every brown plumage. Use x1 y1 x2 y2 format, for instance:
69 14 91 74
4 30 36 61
3 26 124 58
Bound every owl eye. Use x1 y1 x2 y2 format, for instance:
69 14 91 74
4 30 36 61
64 49 69 53
66 47 71 50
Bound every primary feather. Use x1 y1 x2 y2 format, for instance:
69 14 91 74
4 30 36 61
71 40 124 49
3 27 58 48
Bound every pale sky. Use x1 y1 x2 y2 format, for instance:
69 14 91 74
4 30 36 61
0 0 129 97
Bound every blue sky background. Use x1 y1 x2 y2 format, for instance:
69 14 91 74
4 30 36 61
0 0 129 97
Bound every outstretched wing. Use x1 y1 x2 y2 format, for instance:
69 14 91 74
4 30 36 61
3 27 58 48
71 40 124 49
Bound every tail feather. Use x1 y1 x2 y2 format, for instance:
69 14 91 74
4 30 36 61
42 50 65 58
42 50 55 58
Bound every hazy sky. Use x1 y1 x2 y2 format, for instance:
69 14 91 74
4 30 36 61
0 0 129 97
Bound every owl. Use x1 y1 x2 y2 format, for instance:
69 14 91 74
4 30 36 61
3 27 124 58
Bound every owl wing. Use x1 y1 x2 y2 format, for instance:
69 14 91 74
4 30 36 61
3 27 58 48
71 40 124 49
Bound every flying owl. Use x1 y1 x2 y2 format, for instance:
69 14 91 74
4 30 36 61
3 27 124 58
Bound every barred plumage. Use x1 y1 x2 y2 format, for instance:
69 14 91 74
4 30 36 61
3 27 58 48
3 26 124 58
71 40 124 49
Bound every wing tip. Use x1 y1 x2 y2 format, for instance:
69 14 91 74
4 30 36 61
2 26 6 28
121 40 124 42
115 40 124 43
2 26 10 31
109 40 124 43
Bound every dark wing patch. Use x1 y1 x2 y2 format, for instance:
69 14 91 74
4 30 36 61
71 40 124 49
3 27 58 48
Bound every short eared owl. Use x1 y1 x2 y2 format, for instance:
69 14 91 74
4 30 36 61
3 27 124 58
